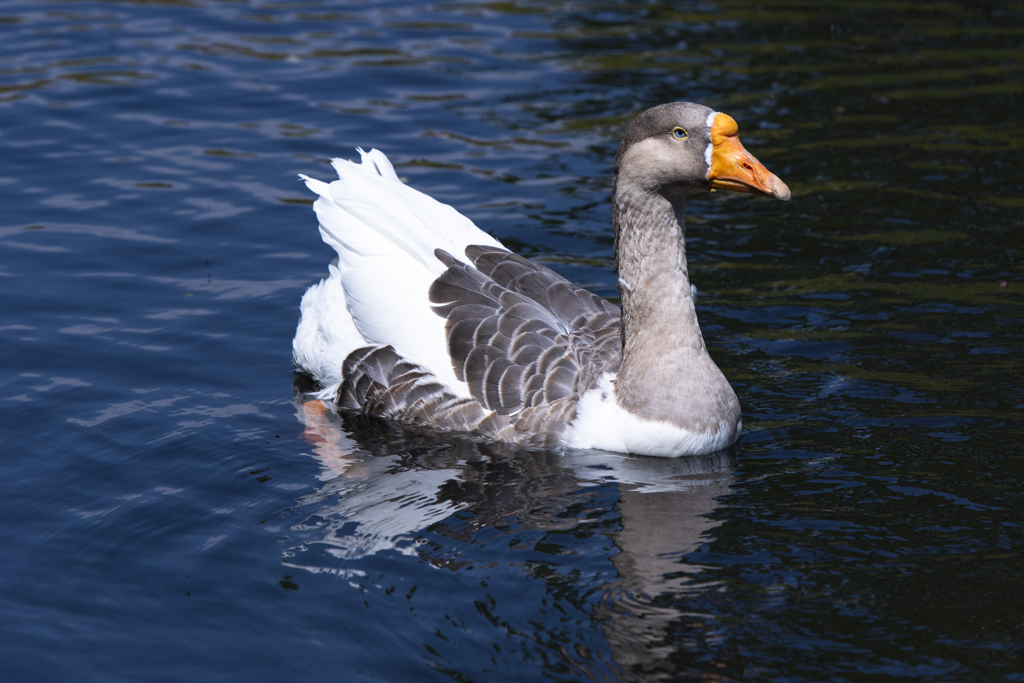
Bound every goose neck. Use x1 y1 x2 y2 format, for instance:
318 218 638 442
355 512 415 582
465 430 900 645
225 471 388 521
611 182 715 420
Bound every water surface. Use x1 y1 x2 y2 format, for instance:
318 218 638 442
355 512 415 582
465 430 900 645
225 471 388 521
1 1 1022 681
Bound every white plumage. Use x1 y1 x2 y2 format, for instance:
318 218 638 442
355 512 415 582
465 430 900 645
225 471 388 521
294 149 501 401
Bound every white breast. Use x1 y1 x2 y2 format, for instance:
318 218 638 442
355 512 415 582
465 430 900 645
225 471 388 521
563 374 741 457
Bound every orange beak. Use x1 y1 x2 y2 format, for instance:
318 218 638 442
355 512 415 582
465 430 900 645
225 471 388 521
708 113 790 201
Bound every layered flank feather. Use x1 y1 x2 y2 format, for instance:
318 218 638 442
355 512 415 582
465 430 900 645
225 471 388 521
428 247 621 415
293 149 501 399
427 246 623 447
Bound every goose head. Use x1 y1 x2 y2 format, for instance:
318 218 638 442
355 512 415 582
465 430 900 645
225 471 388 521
614 102 790 202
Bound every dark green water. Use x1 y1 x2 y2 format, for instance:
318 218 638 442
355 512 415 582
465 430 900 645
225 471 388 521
1 1 1022 681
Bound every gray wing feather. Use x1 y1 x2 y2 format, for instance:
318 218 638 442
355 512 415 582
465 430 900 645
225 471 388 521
338 345 512 437
428 245 622 441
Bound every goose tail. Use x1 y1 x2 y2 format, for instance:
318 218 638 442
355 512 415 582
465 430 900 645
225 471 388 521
292 148 501 401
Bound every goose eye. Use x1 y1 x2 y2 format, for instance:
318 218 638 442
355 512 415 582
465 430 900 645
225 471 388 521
672 127 688 140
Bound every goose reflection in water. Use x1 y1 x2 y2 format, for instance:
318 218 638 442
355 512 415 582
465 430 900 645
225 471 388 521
288 375 736 678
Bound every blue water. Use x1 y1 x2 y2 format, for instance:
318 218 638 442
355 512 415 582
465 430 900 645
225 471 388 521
2 1 1023 681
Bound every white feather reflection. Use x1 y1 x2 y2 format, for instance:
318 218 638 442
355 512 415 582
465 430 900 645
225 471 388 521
290 400 467 560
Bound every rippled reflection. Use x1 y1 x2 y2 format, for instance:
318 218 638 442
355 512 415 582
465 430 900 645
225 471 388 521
289 378 735 677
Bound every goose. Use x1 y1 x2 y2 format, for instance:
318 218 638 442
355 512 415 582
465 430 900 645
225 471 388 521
293 102 790 457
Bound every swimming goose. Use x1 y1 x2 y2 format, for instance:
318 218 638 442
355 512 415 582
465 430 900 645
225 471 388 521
293 102 790 457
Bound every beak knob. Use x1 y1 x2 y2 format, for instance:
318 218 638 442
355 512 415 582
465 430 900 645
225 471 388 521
708 113 790 202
